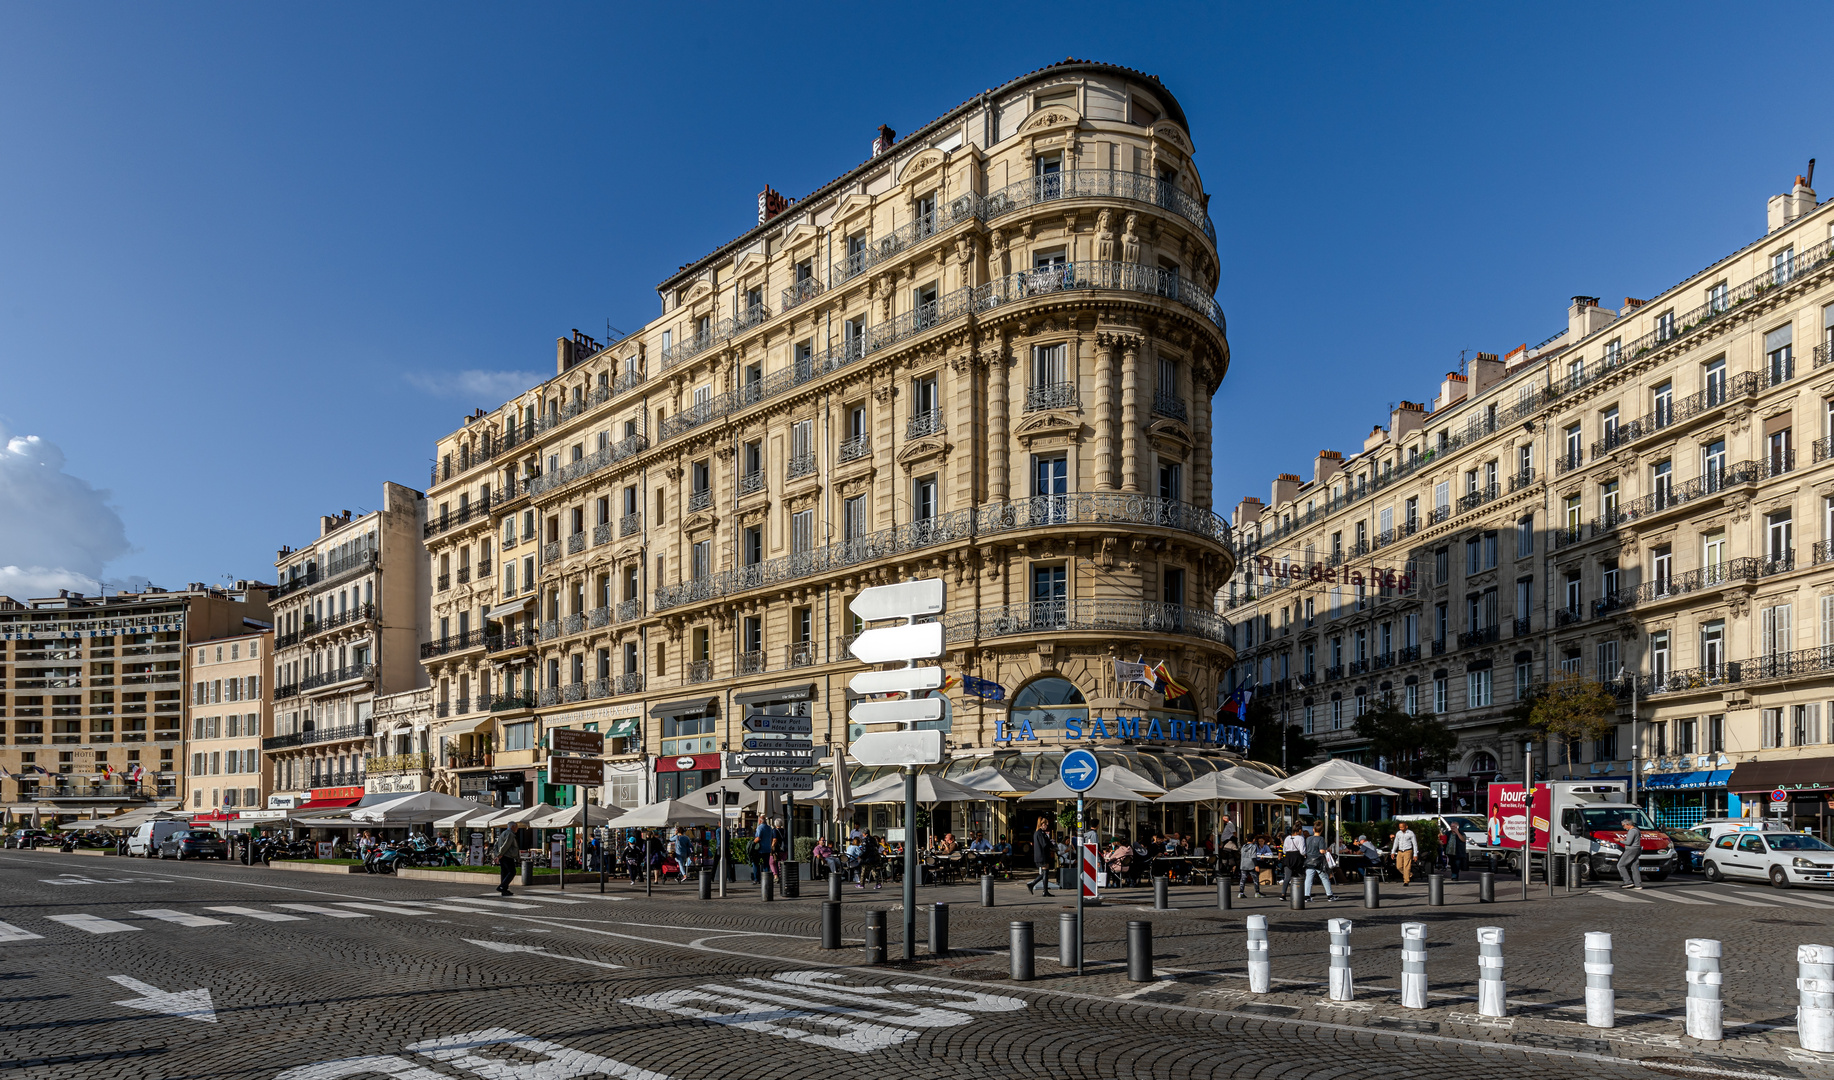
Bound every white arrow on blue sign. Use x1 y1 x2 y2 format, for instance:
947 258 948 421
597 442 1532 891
1060 748 1100 794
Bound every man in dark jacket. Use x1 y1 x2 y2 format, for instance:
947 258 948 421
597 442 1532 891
493 822 522 896
1027 817 1054 896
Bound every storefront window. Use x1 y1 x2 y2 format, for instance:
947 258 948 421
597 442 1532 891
1009 676 1088 732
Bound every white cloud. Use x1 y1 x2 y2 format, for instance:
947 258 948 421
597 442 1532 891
0 423 132 600
404 369 544 401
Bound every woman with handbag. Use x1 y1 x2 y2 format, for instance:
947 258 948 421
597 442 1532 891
1027 817 1055 897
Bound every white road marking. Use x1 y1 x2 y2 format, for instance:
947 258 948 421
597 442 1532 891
47 913 140 934
0 920 44 942
1689 890 1777 907
132 908 231 927
1641 889 1715 905
204 906 306 922
1590 890 1652 904
465 938 624 970
1751 892 1834 909
107 975 216 1023
444 897 541 910
272 904 372 918
333 902 438 916
470 893 587 905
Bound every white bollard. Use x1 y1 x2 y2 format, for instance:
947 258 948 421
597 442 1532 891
1798 944 1834 1053
1476 926 1506 1018
1400 922 1428 1010
1584 931 1614 1029
1246 914 1270 994
1684 938 1723 1041
1327 918 1353 1002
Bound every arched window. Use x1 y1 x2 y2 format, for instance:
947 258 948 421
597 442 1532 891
1010 676 1088 731
1468 751 1498 774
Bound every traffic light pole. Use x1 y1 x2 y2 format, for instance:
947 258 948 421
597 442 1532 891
904 765 917 961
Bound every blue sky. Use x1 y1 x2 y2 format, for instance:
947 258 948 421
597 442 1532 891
1 3 1828 595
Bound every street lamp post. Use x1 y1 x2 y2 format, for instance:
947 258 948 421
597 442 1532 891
1618 665 1639 809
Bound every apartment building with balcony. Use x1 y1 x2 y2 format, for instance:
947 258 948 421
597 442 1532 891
421 61 1238 816
1225 174 1834 832
183 628 273 815
0 583 272 822
266 483 429 807
366 687 435 796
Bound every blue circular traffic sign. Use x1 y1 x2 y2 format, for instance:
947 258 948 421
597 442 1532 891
1061 748 1100 794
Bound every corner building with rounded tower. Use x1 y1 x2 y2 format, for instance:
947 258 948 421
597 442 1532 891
418 61 1241 836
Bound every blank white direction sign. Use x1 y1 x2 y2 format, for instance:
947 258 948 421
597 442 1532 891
848 667 943 696
848 623 942 664
849 699 943 725
849 579 944 622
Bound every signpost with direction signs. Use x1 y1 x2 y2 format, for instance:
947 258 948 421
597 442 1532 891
1060 748 1100 975
844 577 946 962
740 692 821 895
545 728 607 891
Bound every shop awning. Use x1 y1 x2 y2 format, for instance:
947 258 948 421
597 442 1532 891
1728 758 1834 793
649 696 718 719
486 598 536 620
437 714 493 737
1641 770 1731 791
297 794 364 810
734 683 817 707
607 717 638 739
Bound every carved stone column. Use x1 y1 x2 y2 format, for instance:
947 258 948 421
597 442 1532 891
988 346 1010 502
1192 368 1213 511
1094 334 1119 490
1120 339 1142 493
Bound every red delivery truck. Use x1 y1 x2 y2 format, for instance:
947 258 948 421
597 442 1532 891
1486 780 1675 882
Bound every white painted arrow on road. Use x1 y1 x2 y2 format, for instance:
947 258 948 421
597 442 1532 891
108 975 216 1023
464 939 624 971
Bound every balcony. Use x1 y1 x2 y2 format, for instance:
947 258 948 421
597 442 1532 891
612 366 646 395
424 503 479 539
302 604 377 640
1555 451 1584 476
1456 484 1498 513
437 574 450 591
1323 665 1344 681
540 620 559 641
366 753 433 774
654 491 1234 612
537 687 560 707
563 612 585 637
1431 639 1446 655
981 168 1216 244
1759 550 1795 577
1026 382 1079 412
739 650 768 675
490 694 534 712
1507 468 1536 492
786 453 817 481
1457 626 1500 649
620 512 642 537
261 720 373 751
1151 393 1187 422
1640 663 1740 697
487 628 535 653
1398 645 1421 664
1765 450 1796 479
1554 524 1585 548
526 433 649 498
738 471 764 497
612 672 644 695
782 276 823 312
568 532 586 555
615 598 643 622
300 664 376 694
1815 540 1834 566
589 605 611 629
907 408 945 439
542 541 560 563
688 489 712 513
974 261 1223 332
786 641 816 669
1594 559 1760 617
457 566 471 584
837 434 871 463
477 558 492 575
687 660 713 684
924 599 1230 650
446 752 493 770
1512 616 1531 636
420 628 489 659
1606 461 1761 527
1555 607 1585 627
593 522 612 546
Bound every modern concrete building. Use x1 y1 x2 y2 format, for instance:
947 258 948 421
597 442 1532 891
265 483 429 810
1225 172 1834 832
0 583 272 823
419 60 1239 834
182 628 274 816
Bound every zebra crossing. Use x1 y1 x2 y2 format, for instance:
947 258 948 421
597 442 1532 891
1589 882 1834 908
0 892 597 941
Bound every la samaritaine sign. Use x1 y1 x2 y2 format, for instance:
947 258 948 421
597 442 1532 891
996 714 1251 752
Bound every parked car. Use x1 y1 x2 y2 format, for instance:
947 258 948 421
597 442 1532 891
128 821 190 857
4 828 52 849
157 829 228 860
1702 830 1834 888
1662 828 1710 873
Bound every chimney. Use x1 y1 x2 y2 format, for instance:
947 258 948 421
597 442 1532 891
1769 165 1819 232
1436 372 1468 411
1313 450 1344 486
1233 496 1264 527
1389 402 1427 442
1620 297 1647 316
1567 296 1616 342
1271 473 1303 507
757 185 791 225
1469 352 1505 396
871 124 897 158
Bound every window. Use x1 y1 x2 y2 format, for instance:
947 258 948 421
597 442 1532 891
1404 496 1418 531
1432 676 1448 714
913 475 938 521
1762 602 1793 657
1564 424 1582 466
1031 343 1066 391
743 525 763 566
1564 571 1581 613
1434 481 1449 517
1704 357 1727 405
503 722 535 752
1774 246 1796 285
1701 620 1725 671
1768 510 1794 563
691 540 712 581
1763 708 1785 749
1516 661 1532 700
843 495 868 541
1467 669 1492 708
1707 714 1725 754
1702 439 1727 488
791 509 814 557
1600 479 1619 522
1516 515 1533 559
1650 630 1670 681
1404 684 1418 715
1794 704 1822 747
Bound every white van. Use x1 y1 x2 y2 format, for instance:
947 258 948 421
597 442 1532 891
1697 818 1794 843
127 821 189 857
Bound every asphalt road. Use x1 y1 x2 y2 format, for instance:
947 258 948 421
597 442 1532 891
2 851 1832 1080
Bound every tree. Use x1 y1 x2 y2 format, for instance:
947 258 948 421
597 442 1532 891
1523 674 1621 757
1241 695 1318 768
1352 701 1459 780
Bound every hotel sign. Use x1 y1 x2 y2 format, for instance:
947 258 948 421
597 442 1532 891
2 612 186 640
997 714 1252 752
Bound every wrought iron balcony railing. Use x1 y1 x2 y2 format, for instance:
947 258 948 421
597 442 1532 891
974 261 1223 331
837 434 871 463
620 512 642 537
782 276 823 312
298 664 375 693
365 753 432 774
612 672 644 695
688 489 712 512
421 628 489 659
567 532 586 554
687 660 713 684
786 453 817 480
738 471 764 497
1151 393 1187 421
739 650 768 675
1026 382 1079 412
615 598 643 622
1458 626 1499 649
907 408 945 439
490 694 534 712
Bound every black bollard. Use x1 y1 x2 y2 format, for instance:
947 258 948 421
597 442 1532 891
864 909 886 964
1154 877 1170 910
1479 872 1495 903
1219 882 1233 910
698 869 712 900
931 902 949 957
1428 874 1445 906
829 872 843 902
981 873 995 907
821 900 841 950
761 871 775 903
1060 910 1078 967
782 861 799 899
1364 875 1380 909
1010 922 1034 981
1127 920 1154 982
521 858 535 886
1289 884 1306 911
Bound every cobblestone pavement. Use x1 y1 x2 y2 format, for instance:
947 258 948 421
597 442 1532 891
3 850 1833 1079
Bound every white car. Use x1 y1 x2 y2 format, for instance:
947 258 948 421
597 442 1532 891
1702 830 1834 888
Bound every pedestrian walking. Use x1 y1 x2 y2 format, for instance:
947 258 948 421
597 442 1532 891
1279 826 1306 898
1027 816 1055 896
1443 825 1467 881
1616 817 1644 890
1392 821 1419 885
493 821 522 896
1302 827 1337 901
